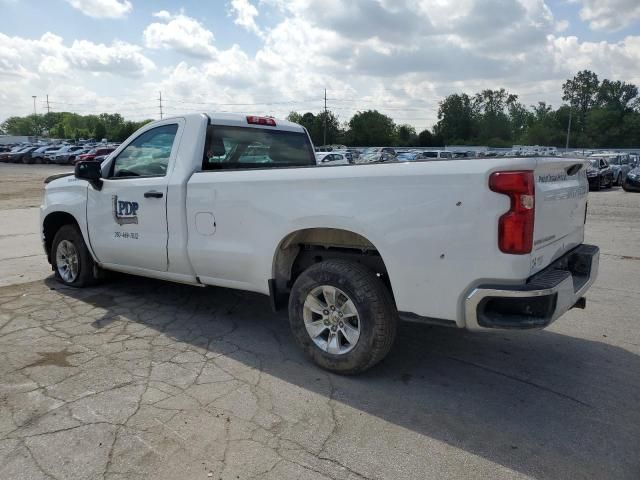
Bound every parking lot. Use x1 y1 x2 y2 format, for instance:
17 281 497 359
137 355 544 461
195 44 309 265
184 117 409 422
0 162 639 480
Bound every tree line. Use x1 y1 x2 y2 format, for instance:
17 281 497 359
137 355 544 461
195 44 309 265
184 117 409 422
288 71 640 148
2 71 638 147
433 71 640 148
0 112 153 142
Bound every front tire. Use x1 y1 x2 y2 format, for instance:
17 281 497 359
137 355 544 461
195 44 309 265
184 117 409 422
288 259 397 374
51 225 100 287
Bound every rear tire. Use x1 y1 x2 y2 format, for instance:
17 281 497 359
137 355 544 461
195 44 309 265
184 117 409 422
51 225 100 287
288 259 397 374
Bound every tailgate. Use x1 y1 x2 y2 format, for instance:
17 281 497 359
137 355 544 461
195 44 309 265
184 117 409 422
530 157 589 275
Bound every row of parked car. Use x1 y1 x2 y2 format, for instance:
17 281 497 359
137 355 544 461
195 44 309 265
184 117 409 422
314 145 640 193
0 142 118 165
584 152 640 192
315 146 463 165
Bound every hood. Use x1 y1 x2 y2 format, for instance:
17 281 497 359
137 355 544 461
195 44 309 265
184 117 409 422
44 172 74 184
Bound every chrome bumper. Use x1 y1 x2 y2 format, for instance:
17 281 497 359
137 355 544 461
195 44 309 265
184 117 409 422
465 244 599 331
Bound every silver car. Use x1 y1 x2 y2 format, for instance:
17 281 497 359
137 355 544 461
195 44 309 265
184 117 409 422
50 145 85 164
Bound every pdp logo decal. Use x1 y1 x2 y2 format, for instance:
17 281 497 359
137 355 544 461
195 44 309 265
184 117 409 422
112 196 139 225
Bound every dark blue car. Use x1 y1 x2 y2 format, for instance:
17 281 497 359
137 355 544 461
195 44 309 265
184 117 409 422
622 166 640 192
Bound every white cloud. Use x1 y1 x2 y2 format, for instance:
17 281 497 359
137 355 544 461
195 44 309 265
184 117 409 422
66 0 132 19
66 40 155 76
547 35 640 84
152 10 172 20
0 32 154 78
229 0 263 36
143 12 216 58
570 0 640 31
0 32 156 121
3 0 640 131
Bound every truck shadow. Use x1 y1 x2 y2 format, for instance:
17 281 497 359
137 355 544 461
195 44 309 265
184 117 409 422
47 276 640 479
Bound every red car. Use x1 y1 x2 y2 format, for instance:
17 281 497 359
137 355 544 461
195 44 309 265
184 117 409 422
74 147 115 164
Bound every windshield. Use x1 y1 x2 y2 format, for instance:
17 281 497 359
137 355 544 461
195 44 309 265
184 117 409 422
589 159 600 168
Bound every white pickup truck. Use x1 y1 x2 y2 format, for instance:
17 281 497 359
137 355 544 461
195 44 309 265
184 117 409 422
40 113 599 373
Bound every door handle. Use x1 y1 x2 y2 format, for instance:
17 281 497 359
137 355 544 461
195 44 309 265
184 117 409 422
144 191 163 198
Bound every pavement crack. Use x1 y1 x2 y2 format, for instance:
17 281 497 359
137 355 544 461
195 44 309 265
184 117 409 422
446 356 594 408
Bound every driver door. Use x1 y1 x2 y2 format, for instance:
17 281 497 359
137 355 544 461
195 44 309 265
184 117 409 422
86 122 181 272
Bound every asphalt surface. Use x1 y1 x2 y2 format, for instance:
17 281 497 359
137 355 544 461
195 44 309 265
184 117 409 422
0 163 639 480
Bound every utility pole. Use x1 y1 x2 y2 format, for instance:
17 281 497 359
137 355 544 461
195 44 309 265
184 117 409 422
32 96 37 115
159 91 163 120
46 94 50 114
565 106 572 151
323 89 327 147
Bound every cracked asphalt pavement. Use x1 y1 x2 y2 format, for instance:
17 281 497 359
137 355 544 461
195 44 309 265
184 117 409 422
0 163 639 479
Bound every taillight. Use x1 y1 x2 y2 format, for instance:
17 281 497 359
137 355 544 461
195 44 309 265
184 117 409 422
489 171 535 255
246 115 276 126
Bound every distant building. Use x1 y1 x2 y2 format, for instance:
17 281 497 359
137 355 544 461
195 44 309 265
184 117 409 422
444 145 490 153
0 135 36 145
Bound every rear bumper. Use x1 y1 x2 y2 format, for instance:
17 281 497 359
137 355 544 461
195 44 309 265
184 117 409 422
465 244 599 331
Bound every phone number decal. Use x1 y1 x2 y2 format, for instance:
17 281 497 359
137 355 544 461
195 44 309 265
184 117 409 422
114 232 139 239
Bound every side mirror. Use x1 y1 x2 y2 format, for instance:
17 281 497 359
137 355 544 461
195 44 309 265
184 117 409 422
75 161 103 190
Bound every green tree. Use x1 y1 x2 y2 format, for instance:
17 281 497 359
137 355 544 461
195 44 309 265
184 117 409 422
508 102 532 142
94 122 107 140
597 79 638 112
287 110 341 146
346 110 396 146
473 89 517 144
434 93 476 144
417 129 434 147
562 70 600 131
313 110 341 146
52 123 66 139
396 124 417 146
286 111 303 124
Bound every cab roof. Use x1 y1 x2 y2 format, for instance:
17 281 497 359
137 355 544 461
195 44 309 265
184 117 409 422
163 112 306 133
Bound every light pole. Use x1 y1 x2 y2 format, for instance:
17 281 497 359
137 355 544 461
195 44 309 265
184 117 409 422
32 96 37 116
565 106 572 151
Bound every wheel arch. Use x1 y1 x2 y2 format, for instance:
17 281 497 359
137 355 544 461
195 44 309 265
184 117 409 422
271 227 394 305
42 211 82 264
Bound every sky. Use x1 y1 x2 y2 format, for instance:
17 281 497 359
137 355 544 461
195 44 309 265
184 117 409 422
1 0 639 132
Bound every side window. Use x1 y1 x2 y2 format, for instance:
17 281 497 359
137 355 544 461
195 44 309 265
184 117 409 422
336 154 344 161
111 124 178 178
202 125 315 170
600 159 607 169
